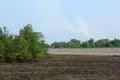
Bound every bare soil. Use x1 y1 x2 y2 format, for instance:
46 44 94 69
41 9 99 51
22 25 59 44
49 48 120 55
0 54 120 80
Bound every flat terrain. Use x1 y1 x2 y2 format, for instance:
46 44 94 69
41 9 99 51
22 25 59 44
49 48 120 55
0 54 120 80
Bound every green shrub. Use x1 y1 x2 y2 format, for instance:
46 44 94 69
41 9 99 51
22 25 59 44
18 52 33 61
0 40 5 59
0 25 48 62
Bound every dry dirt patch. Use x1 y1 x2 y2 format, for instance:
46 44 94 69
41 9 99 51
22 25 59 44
48 48 120 56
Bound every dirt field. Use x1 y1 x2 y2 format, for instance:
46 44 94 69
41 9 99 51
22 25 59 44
0 48 120 80
49 48 120 55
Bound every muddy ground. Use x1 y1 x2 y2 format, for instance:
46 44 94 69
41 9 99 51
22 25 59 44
0 55 120 80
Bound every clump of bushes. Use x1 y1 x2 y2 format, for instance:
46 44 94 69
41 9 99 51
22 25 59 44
0 24 48 62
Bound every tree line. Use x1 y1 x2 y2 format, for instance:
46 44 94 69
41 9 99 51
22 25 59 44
0 24 48 62
50 38 120 48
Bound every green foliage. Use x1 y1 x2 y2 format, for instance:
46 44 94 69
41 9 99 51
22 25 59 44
51 39 81 48
111 39 120 47
39 40 48 57
51 42 68 48
81 41 91 48
18 52 33 61
0 24 48 62
88 38 95 47
5 53 19 60
68 39 81 48
95 39 111 47
11 36 29 53
0 40 5 59
50 38 120 48
20 24 45 58
51 42 61 48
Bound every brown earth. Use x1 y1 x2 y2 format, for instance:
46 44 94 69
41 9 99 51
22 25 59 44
0 54 120 80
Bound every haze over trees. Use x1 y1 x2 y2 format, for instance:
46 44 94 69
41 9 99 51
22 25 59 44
0 24 48 62
50 38 120 48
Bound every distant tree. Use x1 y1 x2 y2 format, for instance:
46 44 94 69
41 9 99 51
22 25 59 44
81 41 91 48
95 39 111 47
51 42 60 48
68 39 81 48
111 39 120 47
51 39 81 48
59 42 68 48
45 44 51 48
105 40 112 47
88 38 95 48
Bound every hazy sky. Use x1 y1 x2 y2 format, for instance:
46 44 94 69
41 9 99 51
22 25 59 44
0 0 120 44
